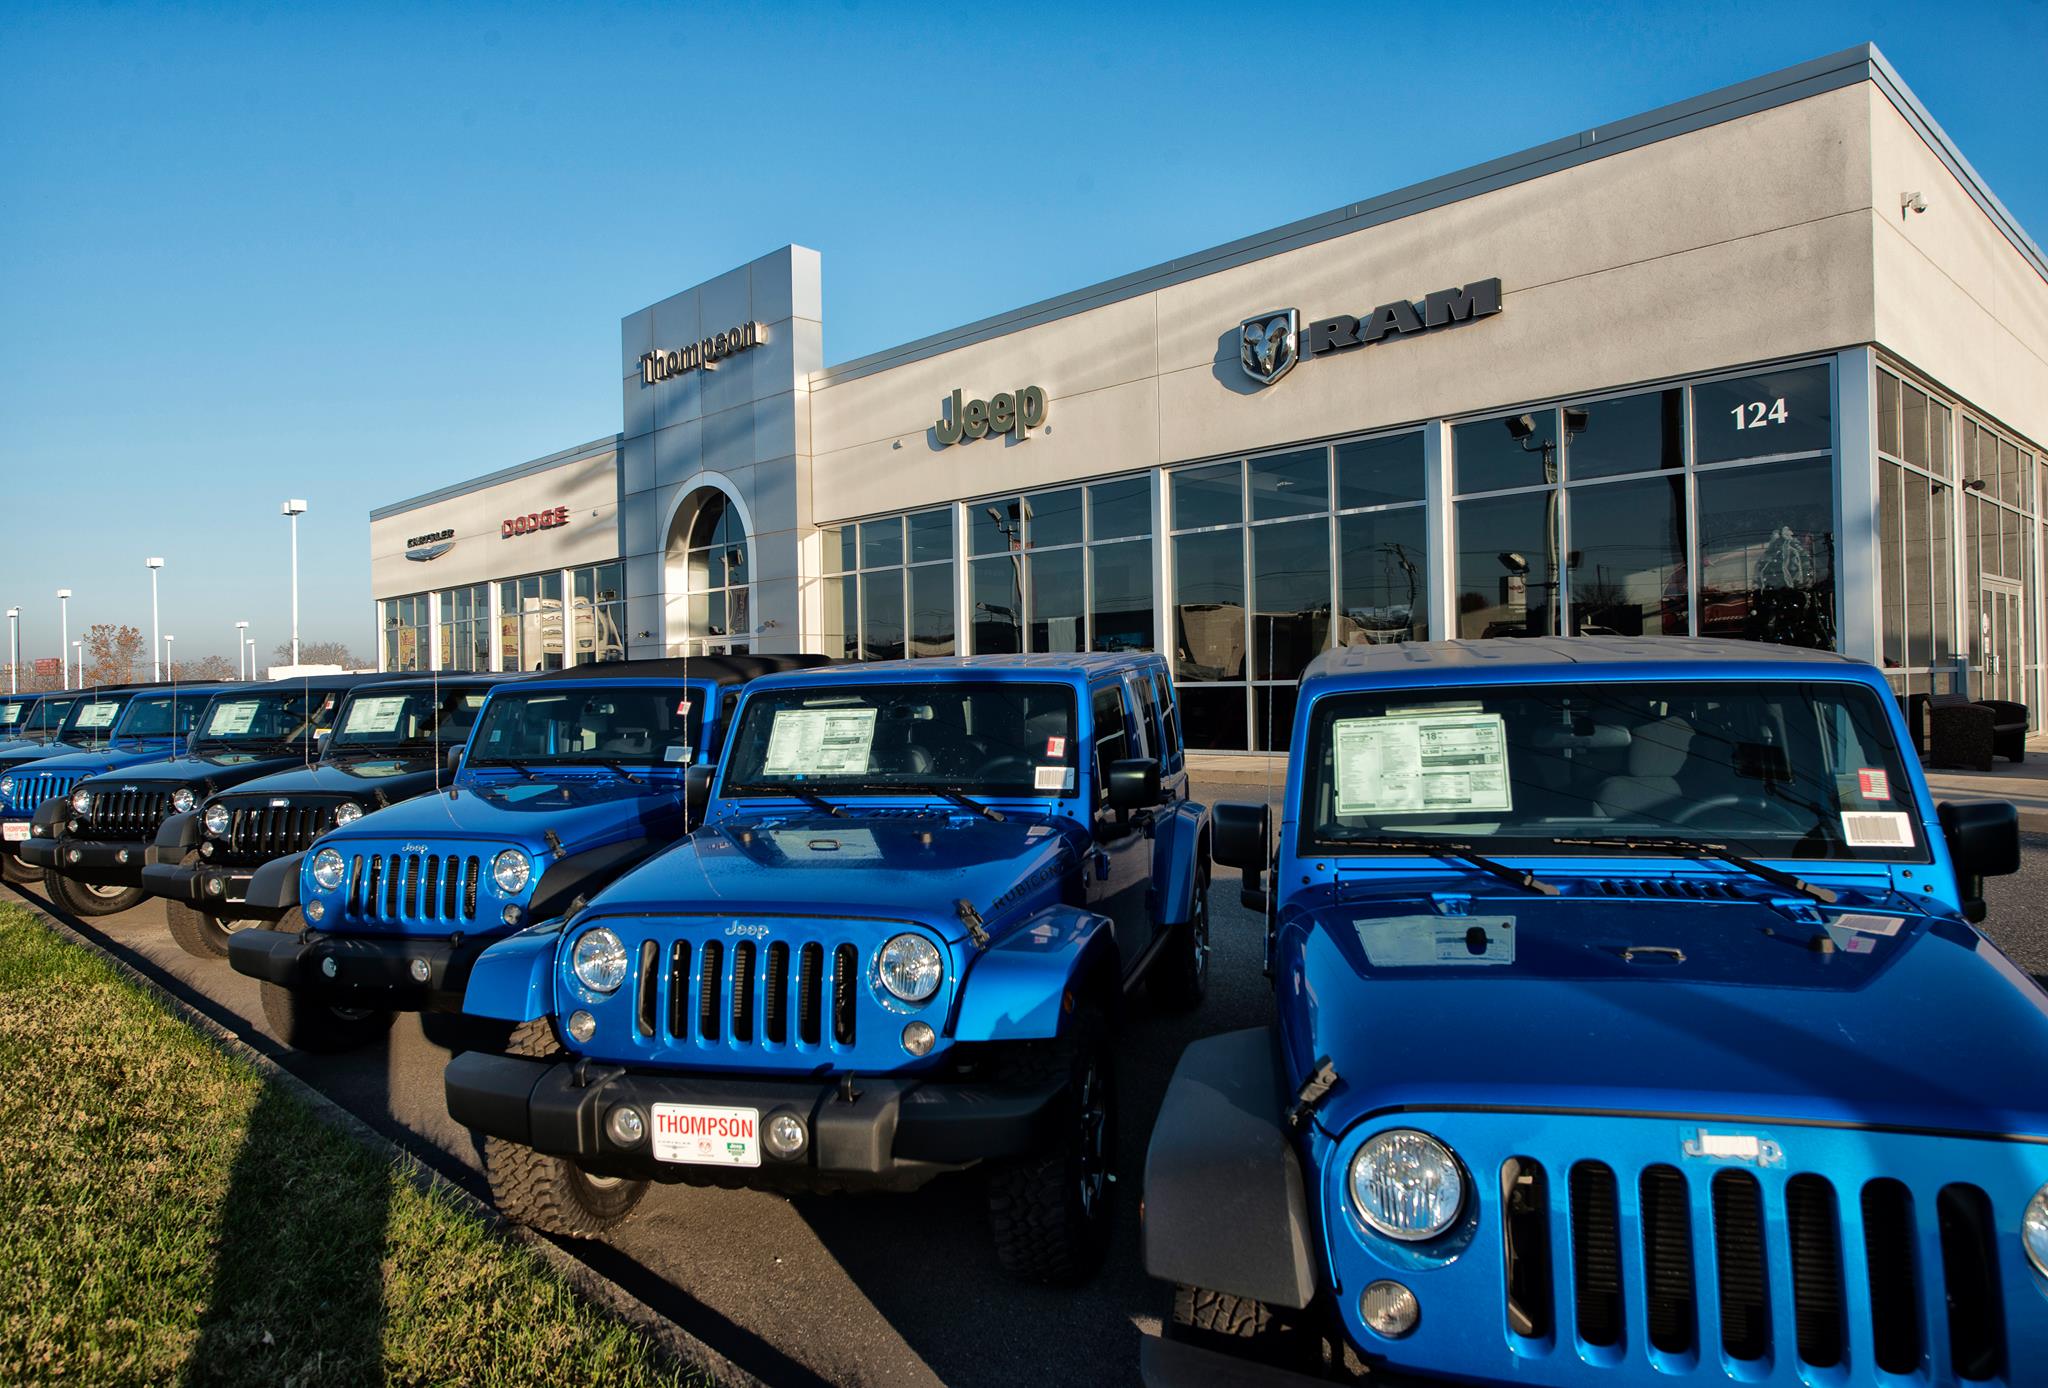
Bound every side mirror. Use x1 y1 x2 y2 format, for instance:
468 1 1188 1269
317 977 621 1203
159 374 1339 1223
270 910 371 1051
684 764 715 828
444 743 464 775
1212 800 1273 912
1939 800 2020 924
1107 758 1161 812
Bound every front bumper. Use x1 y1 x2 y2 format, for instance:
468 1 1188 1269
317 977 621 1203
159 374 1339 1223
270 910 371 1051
19 834 150 886
444 1048 1069 1191
139 861 287 921
226 926 490 1012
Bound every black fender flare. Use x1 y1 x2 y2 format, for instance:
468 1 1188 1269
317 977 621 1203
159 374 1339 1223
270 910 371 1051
30 797 69 838
1141 1026 1317 1310
528 837 656 921
247 852 305 912
151 811 201 866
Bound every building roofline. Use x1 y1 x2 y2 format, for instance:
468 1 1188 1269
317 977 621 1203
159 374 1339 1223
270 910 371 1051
812 43 2044 389
368 434 623 522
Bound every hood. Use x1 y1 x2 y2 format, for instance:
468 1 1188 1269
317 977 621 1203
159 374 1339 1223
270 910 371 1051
20 743 198 781
1290 885 2048 1137
212 757 439 804
586 810 1079 945
317 773 675 849
79 749 320 790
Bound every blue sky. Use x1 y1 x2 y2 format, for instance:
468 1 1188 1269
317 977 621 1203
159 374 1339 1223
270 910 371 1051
4 1 2044 665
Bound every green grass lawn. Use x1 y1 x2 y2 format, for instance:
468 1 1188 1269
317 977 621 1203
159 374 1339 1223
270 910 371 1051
0 902 707 1386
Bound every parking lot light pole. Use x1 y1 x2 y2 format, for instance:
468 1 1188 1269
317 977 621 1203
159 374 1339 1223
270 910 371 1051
146 557 165 681
245 636 256 680
235 620 249 678
56 589 70 690
71 640 82 688
162 634 174 683
6 607 18 694
281 500 308 667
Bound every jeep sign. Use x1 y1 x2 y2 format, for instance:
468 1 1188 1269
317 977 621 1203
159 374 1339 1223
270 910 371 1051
933 385 1049 447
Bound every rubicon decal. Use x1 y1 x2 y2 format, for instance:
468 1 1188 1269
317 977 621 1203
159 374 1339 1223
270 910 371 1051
1237 277 1503 387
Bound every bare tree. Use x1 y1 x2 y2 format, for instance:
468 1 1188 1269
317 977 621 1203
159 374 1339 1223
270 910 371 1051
181 654 238 682
272 640 360 668
83 624 145 687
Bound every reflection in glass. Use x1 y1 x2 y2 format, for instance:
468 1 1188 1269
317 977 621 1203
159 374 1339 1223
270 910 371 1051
1173 530 1244 681
1566 390 1682 480
970 557 1023 654
1029 548 1085 652
1090 538 1154 653
1691 365 1831 463
1455 410 1557 494
1456 491 1557 638
1254 685 1298 753
1089 477 1152 541
821 577 856 661
909 564 955 657
1878 371 1900 458
1696 456 1836 649
908 509 954 564
861 570 905 661
1179 686 1246 750
1337 509 1427 644
1026 488 1084 549
1251 518 1330 679
1904 468 1930 675
1173 461 1241 529
861 515 904 570
1566 477 1685 636
972 498 1024 556
1335 433 1424 510
1902 383 1929 469
1249 448 1328 520
1879 465 1903 673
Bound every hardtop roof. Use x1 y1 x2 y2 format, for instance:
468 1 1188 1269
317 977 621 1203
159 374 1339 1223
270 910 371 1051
751 652 1168 688
1304 637 1868 686
523 654 833 687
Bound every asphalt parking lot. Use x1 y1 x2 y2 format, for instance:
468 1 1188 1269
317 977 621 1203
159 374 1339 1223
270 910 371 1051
11 823 2048 1388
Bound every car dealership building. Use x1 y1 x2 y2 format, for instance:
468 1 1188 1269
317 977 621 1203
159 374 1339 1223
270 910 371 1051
369 44 2048 750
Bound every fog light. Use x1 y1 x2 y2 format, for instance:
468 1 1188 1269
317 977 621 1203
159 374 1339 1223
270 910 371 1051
409 957 430 983
320 956 338 978
1359 1280 1419 1339
606 1106 645 1146
200 840 214 858
304 899 325 923
567 1010 596 1042
501 904 521 926
205 876 224 896
901 1021 936 1056
765 1112 807 1159
116 849 130 864
67 848 80 864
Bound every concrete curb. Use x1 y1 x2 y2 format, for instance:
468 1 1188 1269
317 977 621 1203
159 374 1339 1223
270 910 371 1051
3 886 762 1388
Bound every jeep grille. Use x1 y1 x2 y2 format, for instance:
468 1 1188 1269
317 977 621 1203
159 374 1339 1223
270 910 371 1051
79 787 172 841
626 925 861 1054
217 803 337 864
3 771 77 815
341 851 482 925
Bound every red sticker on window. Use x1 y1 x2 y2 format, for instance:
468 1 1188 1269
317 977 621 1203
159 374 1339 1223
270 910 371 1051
677 700 693 715
1046 736 1067 757
1858 768 1889 800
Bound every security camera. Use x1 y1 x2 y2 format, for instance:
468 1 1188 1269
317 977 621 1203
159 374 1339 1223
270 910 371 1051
1903 192 1928 215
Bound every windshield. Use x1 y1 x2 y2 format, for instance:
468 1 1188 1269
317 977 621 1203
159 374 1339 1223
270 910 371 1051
723 681 1078 797
467 686 701 767
329 686 491 753
113 693 209 740
1302 680 1924 862
192 689 339 749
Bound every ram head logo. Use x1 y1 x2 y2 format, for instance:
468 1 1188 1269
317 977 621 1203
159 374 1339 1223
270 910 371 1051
1238 309 1299 387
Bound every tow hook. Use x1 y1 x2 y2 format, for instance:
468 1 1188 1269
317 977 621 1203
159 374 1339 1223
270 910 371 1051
837 1073 862 1104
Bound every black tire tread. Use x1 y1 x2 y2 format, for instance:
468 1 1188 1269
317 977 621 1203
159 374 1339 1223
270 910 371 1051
164 897 231 960
1149 866 1210 1013
479 1015 648 1237
47 871 146 918
255 908 395 1053
1172 1284 1272 1339
0 850 40 885
985 1005 1114 1284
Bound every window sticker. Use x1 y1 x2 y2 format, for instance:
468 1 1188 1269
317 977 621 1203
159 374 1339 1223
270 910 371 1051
663 745 689 763
1034 765 1076 792
1831 913 1904 936
1354 915 1516 967
762 707 877 775
1822 924 1878 954
342 696 410 735
676 699 693 715
206 701 261 736
0 703 20 723
76 702 118 729
1856 768 1890 800
464 694 488 710
770 828 882 861
1841 811 1912 848
1333 712 1512 815
1045 736 1067 758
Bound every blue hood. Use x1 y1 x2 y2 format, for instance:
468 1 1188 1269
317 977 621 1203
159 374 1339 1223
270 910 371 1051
211 755 441 804
12 740 195 781
584 809 1079 946
315 773 679 852
1288 883 2048 1137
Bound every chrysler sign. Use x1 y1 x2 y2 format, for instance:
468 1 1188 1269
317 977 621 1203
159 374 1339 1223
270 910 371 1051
1238 277 1502 387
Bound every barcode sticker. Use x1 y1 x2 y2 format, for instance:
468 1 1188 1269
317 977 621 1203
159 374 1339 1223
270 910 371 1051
1841 811 1911 847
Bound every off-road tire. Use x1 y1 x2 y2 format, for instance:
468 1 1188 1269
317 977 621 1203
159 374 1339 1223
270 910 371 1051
0 849 40 886
257 908 396 1053
480 1017 649 1238
1149 866 1210 1013
986 1004 1116 1284
165 897 238 960
46 871 146 918
1169 1284 1321 1372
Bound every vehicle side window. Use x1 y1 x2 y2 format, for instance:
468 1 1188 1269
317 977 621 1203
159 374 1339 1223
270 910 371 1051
1091 684 1130 803
1130 674 1164 764
1150 670 1184 774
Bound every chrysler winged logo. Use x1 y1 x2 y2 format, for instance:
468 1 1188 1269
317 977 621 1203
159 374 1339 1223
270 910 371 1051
1238 308 1299 387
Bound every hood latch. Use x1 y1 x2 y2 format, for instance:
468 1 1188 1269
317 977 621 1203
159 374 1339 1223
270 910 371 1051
544 828 566 861
1286 1056 1340 1130
954 899 991 950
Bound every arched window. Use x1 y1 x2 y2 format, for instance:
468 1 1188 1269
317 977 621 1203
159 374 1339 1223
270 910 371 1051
669 488 751 655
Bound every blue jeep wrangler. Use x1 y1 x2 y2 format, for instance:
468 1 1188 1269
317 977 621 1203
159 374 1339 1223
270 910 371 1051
0 690 82 751
1141 638 2040 1385
227 655 826 1053
444 652 1210 1283
144 672 513 961
24 676 365 918
0 686 130 884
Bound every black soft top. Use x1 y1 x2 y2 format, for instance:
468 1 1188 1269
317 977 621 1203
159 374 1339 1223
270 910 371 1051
524 654 832 688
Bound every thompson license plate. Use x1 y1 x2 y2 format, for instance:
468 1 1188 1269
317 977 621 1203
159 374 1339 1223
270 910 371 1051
2 822 27 842
650 1103 761 1168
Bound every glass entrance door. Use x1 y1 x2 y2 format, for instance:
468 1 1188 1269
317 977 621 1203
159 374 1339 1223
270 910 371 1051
1979 580 2023 703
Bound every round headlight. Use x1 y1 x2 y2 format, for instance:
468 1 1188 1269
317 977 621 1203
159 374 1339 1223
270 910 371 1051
1350 1129 1465 1242
171 788 197 814
202 803 231 837
877 933 943 1003
571 927 628 994
491 848 532 895
310 847 347 891
0 776 15 801
332 802 364 827
70 788 92 814
2024 1183 2048 1277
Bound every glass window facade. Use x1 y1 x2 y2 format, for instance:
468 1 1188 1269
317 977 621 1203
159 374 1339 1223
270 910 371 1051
498 571 565 672
968 481 1157 660
571 562 626 664
683 493 750 655
435 583 491 671
382 593 429 672
823 507 955 660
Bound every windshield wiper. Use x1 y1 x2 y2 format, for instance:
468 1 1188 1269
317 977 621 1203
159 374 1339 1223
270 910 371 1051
934 788 1004 822
1338 836 1559 896
581 759 646 786
467 759 539 781
728 781 845 818
1548 836 1837 905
